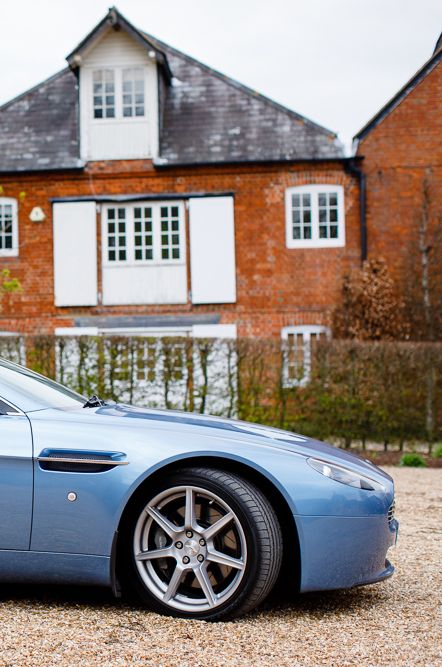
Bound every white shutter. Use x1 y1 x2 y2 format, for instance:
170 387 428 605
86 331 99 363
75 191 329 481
53 202 98 306
189 197 236 304
192 324 237 338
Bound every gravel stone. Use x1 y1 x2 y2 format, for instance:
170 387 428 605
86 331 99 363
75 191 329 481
0 467 440 666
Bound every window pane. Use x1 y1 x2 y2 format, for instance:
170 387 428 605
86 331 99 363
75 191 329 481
291 190 313 242
317 191 339 241
133 206 153 261
122 68 145 118
93 69 115 119
0 201 16 253
159 205 182 262
106 208 126 262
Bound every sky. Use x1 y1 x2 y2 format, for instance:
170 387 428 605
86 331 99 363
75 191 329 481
0 0 441 153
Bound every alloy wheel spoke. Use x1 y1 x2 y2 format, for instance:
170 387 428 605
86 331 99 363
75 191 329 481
184 487 197 530
206 548 245 571
203 511 234 540
146 506 179 539
195 564 217 607
135 546 174 562
163 564 185 602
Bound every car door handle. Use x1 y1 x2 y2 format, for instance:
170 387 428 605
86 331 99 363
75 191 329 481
37 449 129 473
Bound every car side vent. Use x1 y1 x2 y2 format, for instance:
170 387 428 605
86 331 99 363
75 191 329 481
37 450 129 473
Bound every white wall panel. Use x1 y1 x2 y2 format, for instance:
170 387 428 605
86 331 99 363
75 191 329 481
189 197 236 304
102 265 187 305
192 324 237 338
53 202 97 306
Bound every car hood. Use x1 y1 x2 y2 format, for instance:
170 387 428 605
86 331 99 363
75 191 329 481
93 403 391 481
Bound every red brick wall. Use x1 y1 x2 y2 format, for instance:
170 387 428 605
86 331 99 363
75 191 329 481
356 59 442 282
0 161 360 337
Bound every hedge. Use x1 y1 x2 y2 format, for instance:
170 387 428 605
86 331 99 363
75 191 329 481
1 335 441 452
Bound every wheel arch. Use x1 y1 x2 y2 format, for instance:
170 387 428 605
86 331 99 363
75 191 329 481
114 454 301 596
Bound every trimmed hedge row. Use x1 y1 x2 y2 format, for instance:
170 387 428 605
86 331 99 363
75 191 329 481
1 335 441 452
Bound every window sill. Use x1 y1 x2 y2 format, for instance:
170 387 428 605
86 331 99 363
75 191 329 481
103 261 186 268
0 251 19 258
286 240 345 249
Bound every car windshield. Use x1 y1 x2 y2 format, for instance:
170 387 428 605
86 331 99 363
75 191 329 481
0 357 86 411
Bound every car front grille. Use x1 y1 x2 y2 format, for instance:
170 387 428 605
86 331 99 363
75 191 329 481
388 499 396 523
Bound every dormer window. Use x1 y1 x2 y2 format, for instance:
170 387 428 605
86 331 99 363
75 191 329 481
92 67 146 121
78 28 159 160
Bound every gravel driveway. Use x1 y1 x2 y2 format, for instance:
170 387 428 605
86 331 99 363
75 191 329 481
0 467 440 667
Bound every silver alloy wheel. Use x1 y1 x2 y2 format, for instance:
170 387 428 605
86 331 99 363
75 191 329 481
133 485 248 612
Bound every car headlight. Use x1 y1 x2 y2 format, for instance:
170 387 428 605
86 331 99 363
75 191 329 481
307 457 383 491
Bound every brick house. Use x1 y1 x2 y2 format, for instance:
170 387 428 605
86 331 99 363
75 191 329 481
0 7 364 365
354 32 442 330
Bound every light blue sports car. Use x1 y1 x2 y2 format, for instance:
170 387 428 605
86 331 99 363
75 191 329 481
0 357 398 620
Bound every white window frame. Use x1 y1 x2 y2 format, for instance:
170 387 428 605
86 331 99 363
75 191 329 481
281 325 330 387
91 66 148 123
101 201 186 267
285 185 345 249
0 198 18 257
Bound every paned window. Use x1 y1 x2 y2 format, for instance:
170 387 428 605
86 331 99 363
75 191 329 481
281 326 330 387
92 67 146 120
0 198 18 257
122 68 145 117
160 206 181 260
134 207 153 261
106 208 127 262
103 202 184 266
318 192 339 239
291 192 312 240
285 185 345 248
93 69 115 119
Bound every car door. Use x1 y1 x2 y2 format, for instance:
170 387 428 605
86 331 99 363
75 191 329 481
0 397 33 550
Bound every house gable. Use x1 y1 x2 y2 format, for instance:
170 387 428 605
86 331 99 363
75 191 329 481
354 36 442 148
0 7 343 173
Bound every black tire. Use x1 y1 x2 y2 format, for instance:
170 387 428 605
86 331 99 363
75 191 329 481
124 467 283 621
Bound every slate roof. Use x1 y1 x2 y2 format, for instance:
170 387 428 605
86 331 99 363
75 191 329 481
146 34 343 166
0 69 81 172
0 8 344 173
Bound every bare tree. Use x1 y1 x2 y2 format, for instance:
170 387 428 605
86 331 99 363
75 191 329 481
333 258 409 341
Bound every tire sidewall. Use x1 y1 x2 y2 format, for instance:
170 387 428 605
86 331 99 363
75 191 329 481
126 468 266 620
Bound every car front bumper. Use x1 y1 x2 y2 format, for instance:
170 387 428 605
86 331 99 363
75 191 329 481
296 513 399 593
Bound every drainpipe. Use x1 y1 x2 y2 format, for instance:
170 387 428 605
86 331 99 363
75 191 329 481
346 159 367 263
